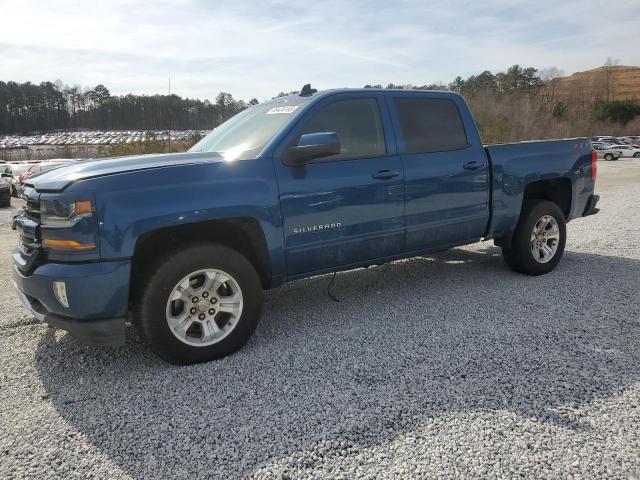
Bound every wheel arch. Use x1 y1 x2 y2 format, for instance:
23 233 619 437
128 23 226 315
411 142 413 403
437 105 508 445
130 218 273 298
495 177 572 248
522 177 572 218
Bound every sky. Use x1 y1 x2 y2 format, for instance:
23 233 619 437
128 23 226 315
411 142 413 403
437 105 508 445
1 0 639 101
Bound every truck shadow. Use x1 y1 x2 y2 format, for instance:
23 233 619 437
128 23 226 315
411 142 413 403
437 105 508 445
35 245 640 478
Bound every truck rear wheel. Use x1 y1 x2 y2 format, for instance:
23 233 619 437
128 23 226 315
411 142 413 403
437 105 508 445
501 200 566 276
134 243 263 364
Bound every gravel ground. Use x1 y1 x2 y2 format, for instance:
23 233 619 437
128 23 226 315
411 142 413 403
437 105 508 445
0 160 639 479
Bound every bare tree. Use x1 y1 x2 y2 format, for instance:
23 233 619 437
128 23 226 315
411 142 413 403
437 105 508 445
603 57 620 101
538 67 565 82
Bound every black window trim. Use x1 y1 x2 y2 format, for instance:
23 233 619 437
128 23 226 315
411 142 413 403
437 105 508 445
392 96 471 155
285 96 389 165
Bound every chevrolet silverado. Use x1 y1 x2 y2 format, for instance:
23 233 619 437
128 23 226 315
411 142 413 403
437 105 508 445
12 86 600 364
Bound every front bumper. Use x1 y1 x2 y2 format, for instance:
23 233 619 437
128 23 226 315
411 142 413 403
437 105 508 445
583 194 600 217
12 258 131 346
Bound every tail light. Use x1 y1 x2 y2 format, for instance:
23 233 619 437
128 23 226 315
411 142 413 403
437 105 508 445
591 150 597 181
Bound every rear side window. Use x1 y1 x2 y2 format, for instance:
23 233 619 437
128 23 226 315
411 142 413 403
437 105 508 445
300 98 386 160
393 97 468 154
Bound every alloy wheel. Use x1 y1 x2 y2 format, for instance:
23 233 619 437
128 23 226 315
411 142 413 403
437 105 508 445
165 268 243 346
530 215 560 264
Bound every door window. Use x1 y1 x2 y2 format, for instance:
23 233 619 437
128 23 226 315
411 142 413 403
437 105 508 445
300 98 386 161
393 97 468 154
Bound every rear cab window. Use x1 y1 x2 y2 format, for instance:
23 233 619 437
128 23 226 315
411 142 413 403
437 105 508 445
392 97 468 154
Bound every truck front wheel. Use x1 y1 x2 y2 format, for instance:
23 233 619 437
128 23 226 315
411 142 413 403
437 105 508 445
134 243 263 364
501 200 566 276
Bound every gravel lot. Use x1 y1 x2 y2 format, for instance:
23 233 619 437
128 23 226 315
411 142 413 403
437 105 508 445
1 160 639 479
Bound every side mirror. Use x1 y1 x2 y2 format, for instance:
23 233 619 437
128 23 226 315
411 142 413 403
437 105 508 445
287 132 340 165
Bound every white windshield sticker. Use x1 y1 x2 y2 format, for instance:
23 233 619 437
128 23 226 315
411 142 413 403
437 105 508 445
266 106 299 115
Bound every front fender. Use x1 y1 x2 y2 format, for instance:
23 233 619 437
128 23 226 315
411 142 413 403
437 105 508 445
73 159 285 282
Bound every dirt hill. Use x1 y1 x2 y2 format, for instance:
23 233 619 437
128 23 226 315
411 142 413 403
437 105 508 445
553 66 640 102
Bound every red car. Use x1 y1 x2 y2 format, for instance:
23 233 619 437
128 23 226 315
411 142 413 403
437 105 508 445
18 160 72 192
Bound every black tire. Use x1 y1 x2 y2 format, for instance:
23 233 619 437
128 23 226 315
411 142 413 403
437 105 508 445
501 200 566 276
604 153 613 161
633 152 640 158
133 243 264 365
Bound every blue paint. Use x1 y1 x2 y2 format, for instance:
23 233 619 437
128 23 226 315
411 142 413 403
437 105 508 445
13 89 596 338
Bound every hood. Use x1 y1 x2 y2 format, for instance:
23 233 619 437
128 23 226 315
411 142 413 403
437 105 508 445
26 151 224 192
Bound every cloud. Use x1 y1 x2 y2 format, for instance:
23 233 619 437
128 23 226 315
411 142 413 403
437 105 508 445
0 0 638 100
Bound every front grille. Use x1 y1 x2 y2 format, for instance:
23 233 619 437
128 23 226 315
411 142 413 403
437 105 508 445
24 199 41 222
14 189 45 273
19 233 41 255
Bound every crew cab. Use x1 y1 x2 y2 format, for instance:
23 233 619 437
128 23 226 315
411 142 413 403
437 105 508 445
12 86 600 364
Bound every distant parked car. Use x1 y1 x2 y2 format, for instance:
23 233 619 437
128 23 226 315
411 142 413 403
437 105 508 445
592 143 622 161
19 160 73 182
17 160 74 196
605 144 640 158
1 163 32 197
596 137 626 146
0 178 10 207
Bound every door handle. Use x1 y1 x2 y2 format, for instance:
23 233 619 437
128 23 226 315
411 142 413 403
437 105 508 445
372 170 400 180
463 161 482 170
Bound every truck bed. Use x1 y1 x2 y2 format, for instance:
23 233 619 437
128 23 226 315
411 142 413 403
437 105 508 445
484 138 594 239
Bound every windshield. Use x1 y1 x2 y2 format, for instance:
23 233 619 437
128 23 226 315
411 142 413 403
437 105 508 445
189 97 311 160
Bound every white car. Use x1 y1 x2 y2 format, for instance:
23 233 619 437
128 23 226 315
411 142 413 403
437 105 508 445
596 137 625 145
592 143 623 161
1 163 33 197
605 144 640 158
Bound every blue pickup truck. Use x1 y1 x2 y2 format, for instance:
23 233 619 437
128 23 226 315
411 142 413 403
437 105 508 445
12 86 599 364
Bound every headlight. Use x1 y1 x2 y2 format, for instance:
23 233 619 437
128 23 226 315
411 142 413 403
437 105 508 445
40 199 93 227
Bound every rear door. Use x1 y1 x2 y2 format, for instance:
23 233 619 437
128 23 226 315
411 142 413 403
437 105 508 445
386 93 489 251
272 93 405 277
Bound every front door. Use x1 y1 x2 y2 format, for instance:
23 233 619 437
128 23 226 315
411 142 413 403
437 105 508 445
273 94 405 277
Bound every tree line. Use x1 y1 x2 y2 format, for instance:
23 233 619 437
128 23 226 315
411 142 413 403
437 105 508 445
365 64 543 96
364 64 640 142
0 80 258 134
2 63 639 141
